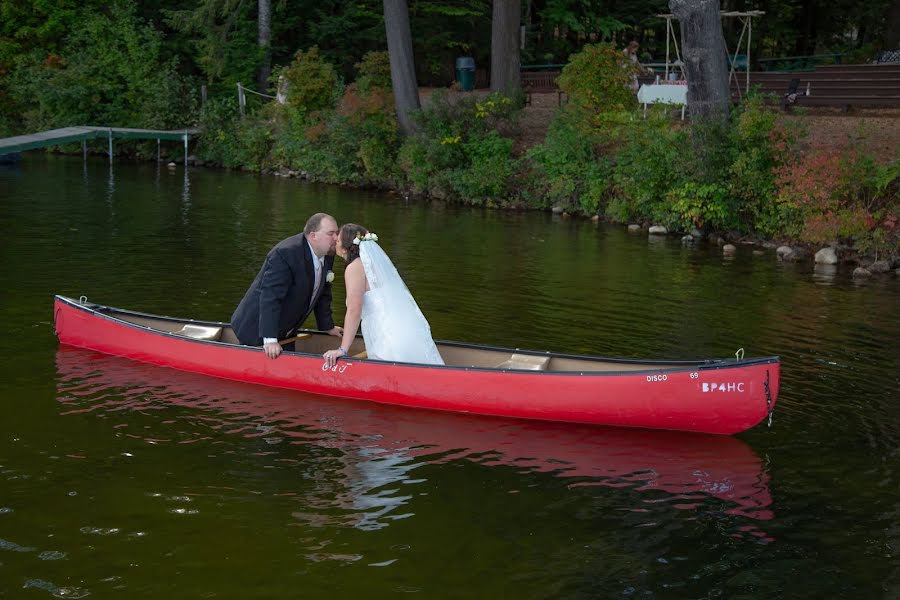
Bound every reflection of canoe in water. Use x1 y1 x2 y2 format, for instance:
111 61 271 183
53 295 780 434
54 346 774 520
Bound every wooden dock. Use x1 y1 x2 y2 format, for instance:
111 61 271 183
0 126 199 162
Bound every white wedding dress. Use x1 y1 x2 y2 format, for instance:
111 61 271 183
358 241 444 365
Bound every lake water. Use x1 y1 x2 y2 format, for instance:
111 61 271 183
1 155 897 598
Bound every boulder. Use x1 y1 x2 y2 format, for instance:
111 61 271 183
776 245 793 258
722 244 737 255
814 247 838 265
551 206 565 214
681 234 694 244
627 224 641 233
784 248 807 262
869 260 891 273
853 267 872 278
648 225 667 235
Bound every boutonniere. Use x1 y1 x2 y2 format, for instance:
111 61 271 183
325 271 335 283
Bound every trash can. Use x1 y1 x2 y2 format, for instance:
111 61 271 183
455 56 475 91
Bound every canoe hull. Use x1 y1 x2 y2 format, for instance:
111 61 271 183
53 296 779 434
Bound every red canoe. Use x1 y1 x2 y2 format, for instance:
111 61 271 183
53 295 780 435
55 345 775 521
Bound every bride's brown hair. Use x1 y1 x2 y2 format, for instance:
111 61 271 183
340 223 368 264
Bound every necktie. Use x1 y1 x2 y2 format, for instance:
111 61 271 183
312 258 323 300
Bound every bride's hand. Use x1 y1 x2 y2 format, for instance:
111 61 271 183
323 348 347 368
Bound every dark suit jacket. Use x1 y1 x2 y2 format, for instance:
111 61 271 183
230 234 335 345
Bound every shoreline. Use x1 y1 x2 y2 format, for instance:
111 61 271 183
190 156 899 278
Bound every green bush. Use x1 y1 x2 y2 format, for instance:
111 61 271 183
278 47 340 115
608 115 688 225
727 96 802 235
664 181 733 231
525 106 611 213
557 43 637 115
398 90 519 202
454 131 514 199
197 98 274 170
354 51 393 95
270 80 399 186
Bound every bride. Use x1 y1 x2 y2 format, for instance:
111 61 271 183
323 224 444 368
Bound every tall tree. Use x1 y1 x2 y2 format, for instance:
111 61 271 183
257 0 271 91
383 0 420 135
885 1 900 50
669 0 730 123
490 0 521 95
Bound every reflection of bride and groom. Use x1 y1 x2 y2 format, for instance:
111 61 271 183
230 212 444 367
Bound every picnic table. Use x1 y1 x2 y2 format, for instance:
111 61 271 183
637 82 688 119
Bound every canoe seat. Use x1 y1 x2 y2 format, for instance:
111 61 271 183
496 353 550 371
353 351 367 359
175 324 223 342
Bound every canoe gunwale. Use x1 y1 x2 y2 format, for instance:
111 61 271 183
54 295 780 376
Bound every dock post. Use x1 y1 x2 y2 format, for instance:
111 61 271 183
157 138 161 163
183 133 188 167
107 129 113 164
82 139 87 162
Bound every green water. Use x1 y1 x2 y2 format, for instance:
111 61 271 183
1 155 898 598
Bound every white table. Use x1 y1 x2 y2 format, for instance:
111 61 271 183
637 83 688 119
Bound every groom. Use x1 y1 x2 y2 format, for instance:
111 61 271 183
231 212 343 359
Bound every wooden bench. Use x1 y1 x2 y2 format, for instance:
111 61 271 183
728 64 900 108
521 71 566 106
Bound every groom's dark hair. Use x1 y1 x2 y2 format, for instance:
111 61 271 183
303 212 334 236
340 223 368 264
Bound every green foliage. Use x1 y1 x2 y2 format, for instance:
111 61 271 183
279 47 340 115
454 131 515 199
8 2 196 134
726 96 803 236
271 80 399 185
664 182 733 231
608 115 688 225
197 98 274 170
354 51 392 95
398 90 519 202
525 106 610 213
557 43 637 115
163 0 258 88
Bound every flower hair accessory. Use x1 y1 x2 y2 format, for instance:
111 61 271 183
352 232 379 245
325 271 335 283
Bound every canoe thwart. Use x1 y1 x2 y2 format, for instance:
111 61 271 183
278 333 312 346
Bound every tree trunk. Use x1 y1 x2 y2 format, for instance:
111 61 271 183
490 0 522 95
884 1 900 49
383 0 420 136
670 0 730 123
256 0 272 92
